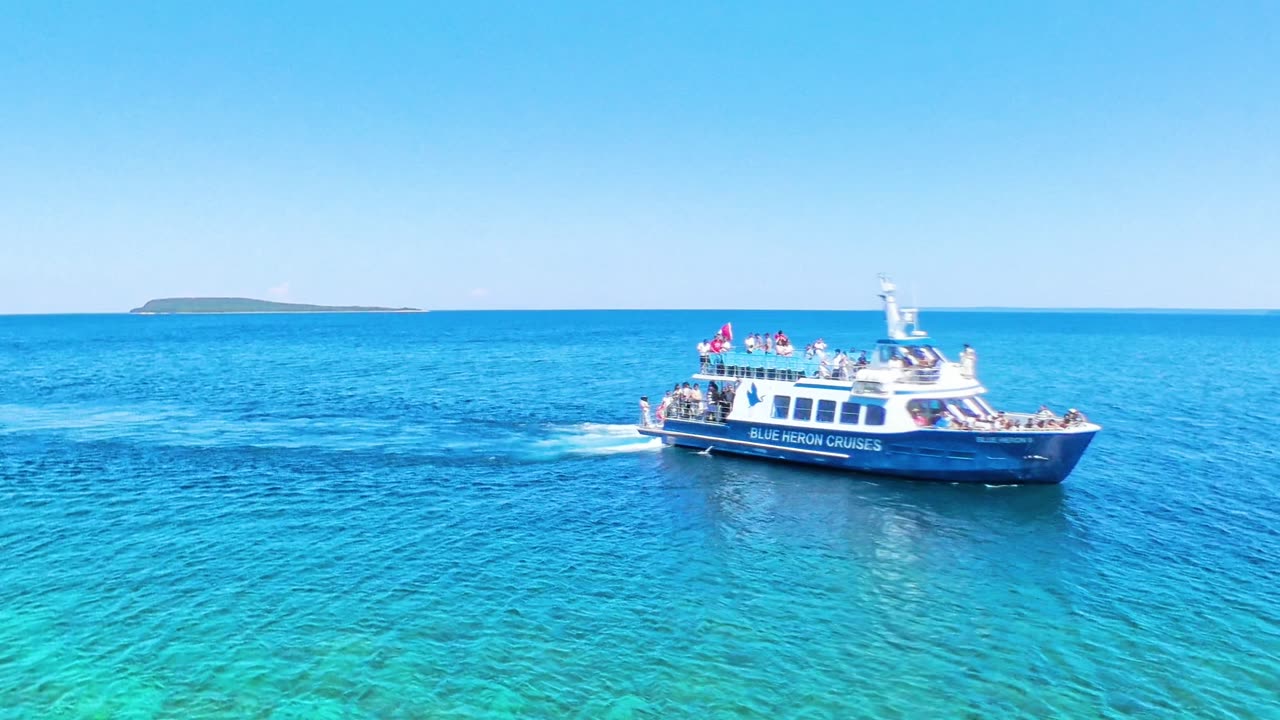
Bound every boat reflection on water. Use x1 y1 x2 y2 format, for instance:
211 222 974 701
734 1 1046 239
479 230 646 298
654 448 1079 614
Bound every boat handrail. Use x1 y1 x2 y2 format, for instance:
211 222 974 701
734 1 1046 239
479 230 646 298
900 367 942 384
701 350 864 382
701 350 947 385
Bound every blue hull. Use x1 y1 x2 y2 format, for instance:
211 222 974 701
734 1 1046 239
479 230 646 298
638 419 1096 484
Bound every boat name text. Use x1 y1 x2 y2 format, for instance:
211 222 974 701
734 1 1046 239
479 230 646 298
748 427 883 452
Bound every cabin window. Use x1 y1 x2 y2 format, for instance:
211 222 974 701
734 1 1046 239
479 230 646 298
815 399 836 423
865 405 886 425
907 399 946 425
793 397 813 421
840 402 861 425
772 395 791 419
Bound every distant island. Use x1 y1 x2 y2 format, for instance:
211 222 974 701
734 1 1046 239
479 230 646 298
130 298 424 314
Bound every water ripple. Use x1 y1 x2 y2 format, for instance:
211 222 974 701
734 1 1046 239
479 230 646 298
1 311 1278 717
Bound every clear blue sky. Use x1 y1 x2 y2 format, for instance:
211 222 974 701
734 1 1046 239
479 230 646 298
2 2 1276 312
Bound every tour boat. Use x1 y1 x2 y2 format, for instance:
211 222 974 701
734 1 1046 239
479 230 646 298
637 276 1099 484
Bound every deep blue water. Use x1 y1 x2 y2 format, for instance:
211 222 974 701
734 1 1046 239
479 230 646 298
1 310 1277 718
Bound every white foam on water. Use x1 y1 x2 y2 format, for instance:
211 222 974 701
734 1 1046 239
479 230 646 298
528 422 662 459
573 422 647 437
572 438 663 455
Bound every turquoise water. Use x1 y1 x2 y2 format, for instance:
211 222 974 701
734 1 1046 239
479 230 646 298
1 311 1277 718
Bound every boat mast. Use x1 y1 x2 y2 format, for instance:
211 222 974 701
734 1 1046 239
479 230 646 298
878 274 906 339
878 274 925 340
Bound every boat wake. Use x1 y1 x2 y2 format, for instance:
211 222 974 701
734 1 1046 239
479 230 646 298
0 402 661 465
528 423 662 459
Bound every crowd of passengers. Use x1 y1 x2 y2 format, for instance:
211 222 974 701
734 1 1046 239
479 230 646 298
697 332 875 379
912 404 1089 431
697 326 979 380
638 381 736 426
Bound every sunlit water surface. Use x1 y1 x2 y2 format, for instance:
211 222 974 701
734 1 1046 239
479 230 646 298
1 311 1277 718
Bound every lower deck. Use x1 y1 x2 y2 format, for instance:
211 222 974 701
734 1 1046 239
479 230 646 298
638 418 1096 484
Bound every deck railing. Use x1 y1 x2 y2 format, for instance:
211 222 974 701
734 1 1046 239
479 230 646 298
900 367 942 384
700 350 943 384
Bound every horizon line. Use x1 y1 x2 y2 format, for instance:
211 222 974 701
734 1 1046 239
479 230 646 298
1 306 1278 317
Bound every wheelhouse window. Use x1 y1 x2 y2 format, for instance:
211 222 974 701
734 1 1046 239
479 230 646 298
772 395 791 419
815 399 836 423
840 401 861 425
907 399 946 426
865 405 886 425
793 397 813 421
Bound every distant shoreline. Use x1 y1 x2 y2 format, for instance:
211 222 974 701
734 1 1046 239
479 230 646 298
129 297 424 314
131 309 427 315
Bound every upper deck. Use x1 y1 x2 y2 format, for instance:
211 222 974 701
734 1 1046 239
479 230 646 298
692 275 981 396
695 344 979 396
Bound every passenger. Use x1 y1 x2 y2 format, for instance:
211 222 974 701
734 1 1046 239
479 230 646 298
691 383 704 413
960 344 978 378
639 396 651 426
911 408 928 427
833 350 849 379
709 335 724 354
804 344 815 360
1036 405 1054 420
657 392 672 422
934 413 953 429
814 338 827 353
744 333 756 353
697 339 710 369
764 333 774 354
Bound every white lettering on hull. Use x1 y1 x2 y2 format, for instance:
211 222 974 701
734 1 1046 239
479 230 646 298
748 427 883 452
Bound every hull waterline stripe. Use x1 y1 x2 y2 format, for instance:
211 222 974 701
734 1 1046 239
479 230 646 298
643 429 851 459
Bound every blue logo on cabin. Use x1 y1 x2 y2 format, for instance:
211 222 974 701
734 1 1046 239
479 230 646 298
746 382 764 407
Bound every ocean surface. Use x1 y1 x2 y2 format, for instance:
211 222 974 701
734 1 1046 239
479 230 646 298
1 310 1277 719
